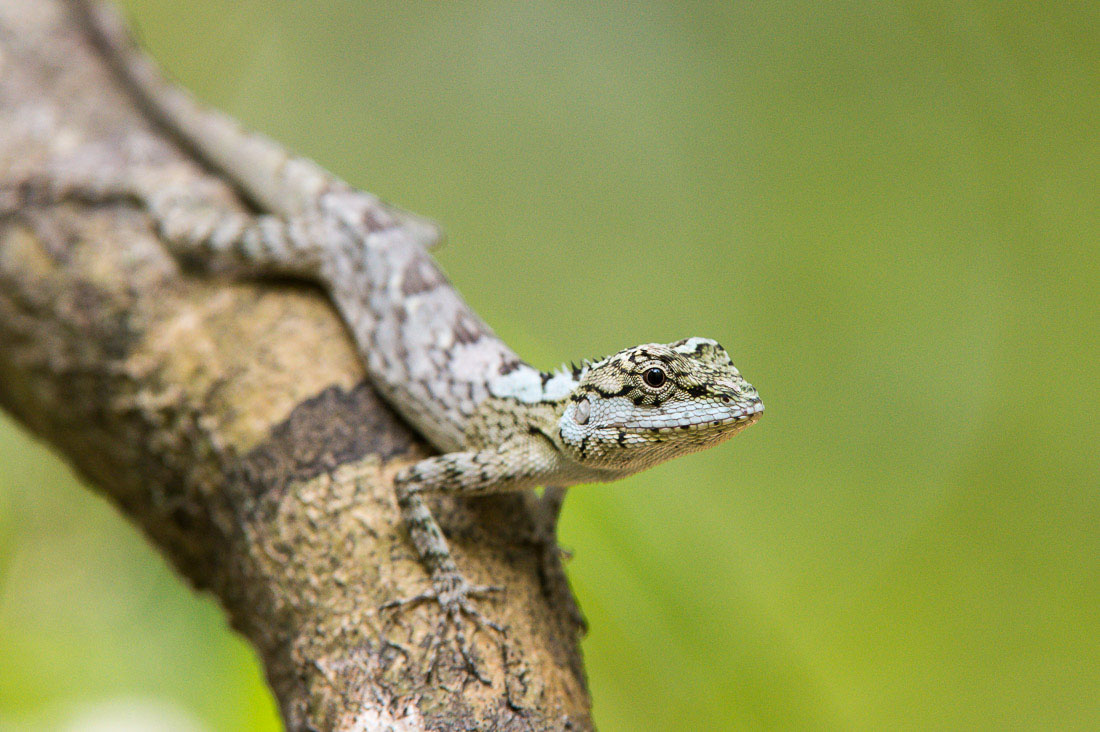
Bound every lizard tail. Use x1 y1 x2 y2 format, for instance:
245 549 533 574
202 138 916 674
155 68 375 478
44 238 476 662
68 0 339 219
68 0 444 250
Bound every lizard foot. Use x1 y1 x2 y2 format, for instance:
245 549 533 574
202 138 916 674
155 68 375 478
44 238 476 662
381 573 506 685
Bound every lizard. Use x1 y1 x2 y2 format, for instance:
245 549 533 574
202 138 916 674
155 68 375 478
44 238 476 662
8 0 764 675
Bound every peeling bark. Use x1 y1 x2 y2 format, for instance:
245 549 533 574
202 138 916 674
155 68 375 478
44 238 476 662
0 1 591 729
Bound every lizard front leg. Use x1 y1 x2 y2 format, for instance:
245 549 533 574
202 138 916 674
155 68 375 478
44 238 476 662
386 434 560 679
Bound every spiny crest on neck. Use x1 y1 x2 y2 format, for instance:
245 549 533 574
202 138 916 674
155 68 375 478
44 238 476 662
486 351 614 406
488 361 578 404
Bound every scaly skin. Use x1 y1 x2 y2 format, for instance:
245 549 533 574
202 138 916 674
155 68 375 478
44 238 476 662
9 0 764 677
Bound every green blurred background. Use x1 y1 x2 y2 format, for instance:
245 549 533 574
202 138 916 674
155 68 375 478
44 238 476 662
1 1 1097 729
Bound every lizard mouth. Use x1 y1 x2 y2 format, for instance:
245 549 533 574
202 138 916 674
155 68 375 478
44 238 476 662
731 409 763 429
690 398 764 429
731 400 764 420
615 399 764 433
721 402 764 430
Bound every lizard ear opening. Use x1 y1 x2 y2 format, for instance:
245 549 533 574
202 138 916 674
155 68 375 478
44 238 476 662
574 397 590 425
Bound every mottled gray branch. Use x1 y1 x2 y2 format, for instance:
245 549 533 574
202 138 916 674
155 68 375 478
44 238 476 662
0 1 590 729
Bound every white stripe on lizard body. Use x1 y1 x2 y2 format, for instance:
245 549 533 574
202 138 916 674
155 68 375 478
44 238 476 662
27 0 765 675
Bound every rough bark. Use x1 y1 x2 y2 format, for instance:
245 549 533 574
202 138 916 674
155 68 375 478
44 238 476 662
0 1 591 729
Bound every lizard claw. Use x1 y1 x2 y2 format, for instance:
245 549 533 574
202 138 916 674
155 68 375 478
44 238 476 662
381 573 506 684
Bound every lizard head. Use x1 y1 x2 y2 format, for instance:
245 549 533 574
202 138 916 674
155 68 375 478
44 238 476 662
557 337 762 474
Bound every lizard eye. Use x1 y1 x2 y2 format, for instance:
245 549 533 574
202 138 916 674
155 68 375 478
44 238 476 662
643 367 667 389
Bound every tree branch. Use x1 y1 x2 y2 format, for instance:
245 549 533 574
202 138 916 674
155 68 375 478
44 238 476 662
0 1 590 729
